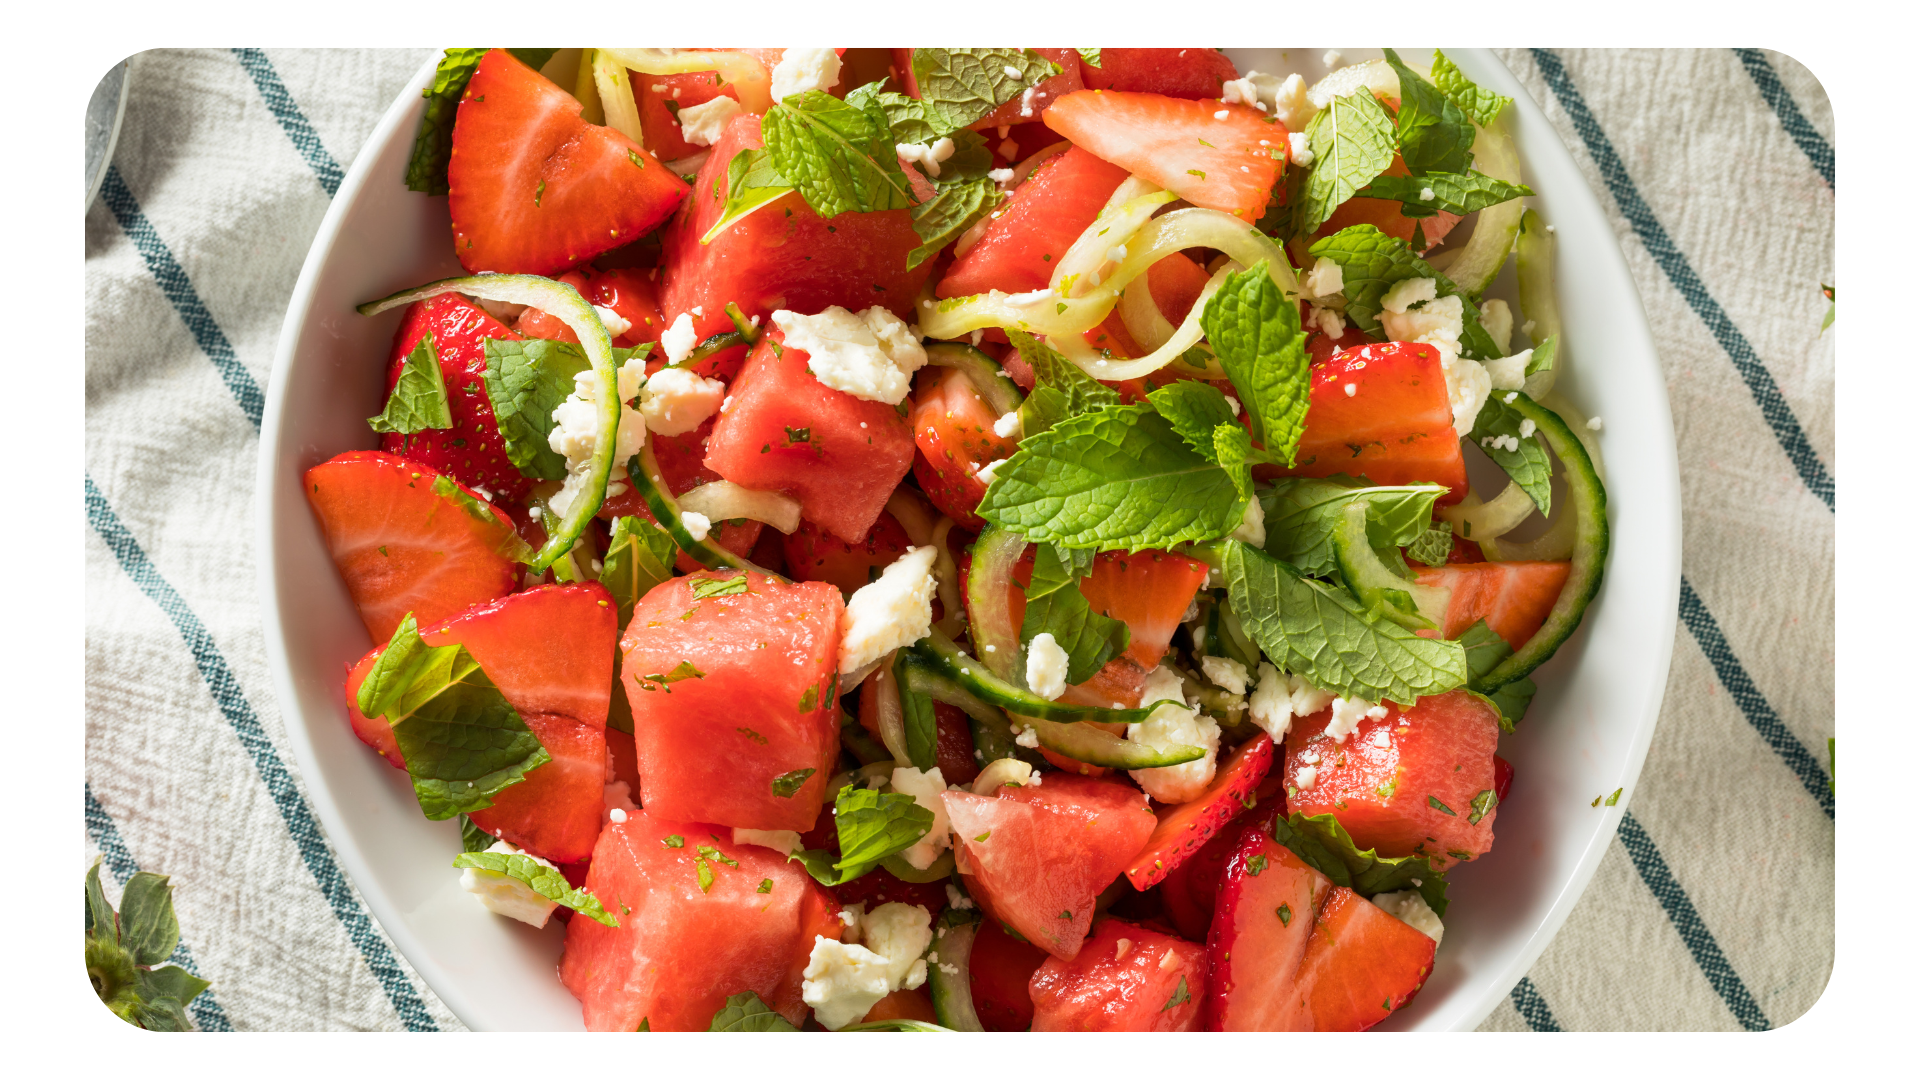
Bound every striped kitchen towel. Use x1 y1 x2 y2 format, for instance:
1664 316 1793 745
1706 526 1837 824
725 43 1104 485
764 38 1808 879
83 48 1833 1031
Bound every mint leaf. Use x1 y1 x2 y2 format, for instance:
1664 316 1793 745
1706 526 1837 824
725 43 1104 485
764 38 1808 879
1200 263 1311 467
1012 330 1120 437
771 768 817 799
833 785 935 880
1077 48 1102 67
1162 975 1191 1011
1259 477 1448 577
1271 811 1448 917
1526 334 1557 376
406 49 489 196
1405 525 1454 568
896 650 941 771
482 337 590 482
1458 620 1533 729
762 90 914 220
600 516 679 628
1353 171 1532 218
845 84 941 144
978 404 1246 552
709 990 800 1032
690 573 750 600
459 814 493 853
1223 541 1467 705
357 613 551 820
1019 545 1130 684
705 146 794 243
1469 395 1553 514
368 332 453 435
116 872 181 967
1292 90 1396 236
910 177 1002 270
1305 225 1504 359
911 48 1061 134
1380 49 1476 176
452 849 617 926
1146 380 1252 500
1429 50 1512 127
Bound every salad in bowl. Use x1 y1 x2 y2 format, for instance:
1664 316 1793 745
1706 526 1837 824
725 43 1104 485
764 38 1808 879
297 46 1608 1032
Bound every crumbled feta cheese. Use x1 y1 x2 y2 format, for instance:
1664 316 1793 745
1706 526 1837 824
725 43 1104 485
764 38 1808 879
1381 277 1437 314
592 304 632 338
802 937 895 1030
1200 655 1250 695
1379 287 1487 436
839 546 939 674
1013 724 1040 749
839 904 866 934
1247 663 1293 740
1002 64 1024 79
1518 418 1537 439
974 458 1004 485
1290 673 1334 717
1220 76 1260 107
676 95 744 147
1107 244 1129 264
1371 890 1445 944
1128 664 1221 803
1303 257 1345 300
679 510 711 541
660 311 699 365
1287 131 1314 167
1370 729 1392 749
987 167 1014 184
639 366 726 436
1588 416 1604 431
473 485 494 503
1019 87 1038 117
771 47 843 101
1479 298 1514 354
732 828 802 856
608 808 627 824
1322 50 1346 69
1226 395 1241 416
1419 186 1436 202
1026 632 1071 701
1228 494 1266 547
1213 108 1230 120
1309 306 1347 339
945 883 975 910
861 902 933 991
1503 392 1518 403
772 306 927 405
604 778 638 816
890 767 952 870
546 358 648 520
1268 72 1315 129
1482 350 1532 392
459 841 560 928
1324 696 1390 743
1295 764 1318 790
897 137 958 178
993 411 1021 438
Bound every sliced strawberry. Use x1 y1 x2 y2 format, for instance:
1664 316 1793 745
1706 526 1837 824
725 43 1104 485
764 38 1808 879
1494 754 1514 803
783 511 914 600
304 451 522 643
1078 48 1240 100
449 49 689 275
1276 886 1437 1031
937 146 1125 300
1075 550 1211 671
1412 560 1572 649
1123 733 1273 890
1203 826 1333 1031
1029 917 1205 1031
378 294 530 503
1159 806 1260 940
1274 340 1468 501
909 366 1020 530
1044 89 1284 221
970 916 1050 1031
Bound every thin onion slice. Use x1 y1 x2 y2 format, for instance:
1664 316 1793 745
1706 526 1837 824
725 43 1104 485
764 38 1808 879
1307 59 1398 108
1439 480 1537 542
598 48 772 112
1482 500 1577 562
970 757 1038 794
676 480 802 534
592 51 645 147
929 518 965 639
919 287 1117 340
1119 263 1179 353
870 654 909 764
1055 267 1232 381
1051 189 1176 298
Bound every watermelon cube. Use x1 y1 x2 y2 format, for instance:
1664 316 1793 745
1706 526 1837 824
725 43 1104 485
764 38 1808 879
621 570 843 831
558 809 844 1030
1029 917 1205 1031
1272 340 1468 501
1077 48 1241 99
702 330 916 543
935 146 1128 300
1283 689 1502 870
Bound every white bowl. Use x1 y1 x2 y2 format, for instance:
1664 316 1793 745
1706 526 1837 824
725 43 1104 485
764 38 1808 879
256 48 1680 1032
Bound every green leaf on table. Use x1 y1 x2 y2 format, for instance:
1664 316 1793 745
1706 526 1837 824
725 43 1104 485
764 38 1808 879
704 146 794 243
1199 262 1311 467
1353 171 1532 219
1468 395 1553 515
1380 49 1477 176
909 176 1002 270
1223 541 1467 706
978 403 1247 552
1271 811 1449 917
1306 225 1504 359
910 48 1061 134
1258 476 1448 577
116 872 182 966
1291 89 1396 237
357 613 551 820
1404 525 1455 568
1429 50 1513 127
452 849 618 926
1012 330 1120 437
406 49 489 196
1019 544 1131 685
600 515 680 628
368 332 453 435
709 990 800 1031
763 89 915 220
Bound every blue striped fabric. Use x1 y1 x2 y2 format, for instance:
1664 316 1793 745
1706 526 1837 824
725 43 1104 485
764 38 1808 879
1615 812 1770 1031
1732 49 1834 188
1529 48 1834 512
85 475 438 1032
231 49 345 198
97 166 265 431
1507 977 1561 1032
85 785 234 1032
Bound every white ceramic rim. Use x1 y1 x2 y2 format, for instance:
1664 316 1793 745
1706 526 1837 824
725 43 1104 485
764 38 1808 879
255 48 1681 1032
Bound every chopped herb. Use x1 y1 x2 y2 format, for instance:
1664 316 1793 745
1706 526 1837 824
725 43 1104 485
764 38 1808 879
1427 795 1457 816
1605 787 1623 806
1162 975 1191 1011
690 575 750 600
627 149 645 169
663 835 686 848
798 686 818 712
1591 794 1603 807
738 727 768 745
696 860 716 893
1247 854 1270 877
534 179 545 207
1277 903 1292 926
771 768 817 798
975 831 991 842
757 878 774 894
1468 789 1498 825
1187 169 1207 179
784 426 812 444
1058 910 1072 919
697 845 740 868
639 659 706 691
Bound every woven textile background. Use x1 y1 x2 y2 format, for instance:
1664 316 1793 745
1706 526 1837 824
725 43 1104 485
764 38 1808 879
82 48 1835 1032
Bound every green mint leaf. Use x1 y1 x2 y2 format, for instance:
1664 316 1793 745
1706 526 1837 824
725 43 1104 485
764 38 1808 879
1487 677 1536 729
1292 90 1396 237
137 965 211 1011
1162 975 1191 1011
1213 424 1256 501
706 146 795 243
771 768 817 799
1270 811 1449 917
1429 50 1513 127
845 83 940 144
1077 48 1102 67
787 848 840 887
1306 225 1504 359
1427 794 1457 816
1199 262 1311 467
1018 565 1131 684
1146 379 1239 461
86 858 114 941
368 332 453 435
1405 525 1454 568
978 403 1246 552
406 49 489 196
638 659 706 692
910 177 1002 270
482 337 590 482
357 613 551 820
1468 395 1553 515
1353 171 1532 218
1224 541 1467 705
1011 330 1120 437
1027 542 1095 600
834 785 935 880
1259 477 1448 577
1456 620 1531 728
1526 334 1557 376
452 850 618 926
690 573 750 600
663 834 685 848
895 652 942 771
911 48 1060 134
762 90 914 220
1468 788 1498 825
1380 49 1477 176
709 991 801 1032
459 814 494 853
600 516 679 629
116 872 181 967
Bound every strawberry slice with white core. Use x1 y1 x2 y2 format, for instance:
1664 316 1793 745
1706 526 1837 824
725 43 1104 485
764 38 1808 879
1044 89 1285 221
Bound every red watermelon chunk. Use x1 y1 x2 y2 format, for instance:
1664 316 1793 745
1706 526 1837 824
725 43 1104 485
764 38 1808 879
1284 689 1502 870
558 809 844 1030
1044 89 1284 222
969 917 1050 1031
936 146 1127 300
658 114 933 381
1274 886 1437 1031
1078 48 1241 100
702 330 916 543
1203 826 1332 1031
621 569 843 831
448 49 689 276
943 775 1156 960
909 365 1019 530
1412 560 1572 649
782 511 914 600
1278 340 1468 501
1029 917 1205 1031
1122 733 1273 890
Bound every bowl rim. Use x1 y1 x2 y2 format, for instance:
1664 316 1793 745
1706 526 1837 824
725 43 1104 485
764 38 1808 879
255 47 1680 1032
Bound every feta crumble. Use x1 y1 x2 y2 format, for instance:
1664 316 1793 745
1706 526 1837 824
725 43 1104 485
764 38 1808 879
1344 382 1357 397
861 902 933 992
1379 282 1488 436
772 306 927 405
1482 349 1532 392
1419 186 1436 202
1588 416 1604 432
988 167 1015 184
945 883 975 910
1247 664 1334 741
890 767 952 870
459 841 560 928
1267 72 1315 130
1228 494 1266 547
770 47 843 101
802 938 894 1030
974 458 1004 485
897 137 957 178
660 311 699 365
1128 664 1220 803
1200 655 1250 695
1026 632 1070 701
839 546 939 675
639 366 726 436
680 511 712 542
676 95 744 147
1287 130 1314 167
993 411 1021 438
1371 889 1445 944
1479 298 1514 354
1294 764 1318 790
731 828 802 856
1213 108 1230 120
591 304 632 338
1324 696 1390 743
546 359 648 520
1013 724 1040 749
1322 50 1346 69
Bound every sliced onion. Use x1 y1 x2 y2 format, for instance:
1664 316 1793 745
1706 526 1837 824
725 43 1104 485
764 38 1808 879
592 51 645 147
1439 480 1537 542
1439 118 1526 296
1109 208 1300 305
1101 175 1161 214
676 480 802 534
1307 59 1398 108
930 518 965 638
1051 189 1176 298
885 489 938 546
662 150 711 176
1055 267 1232 381
870 654 909 764
598 48 772 112
1119 266 1178 353
1007 140 1069 189
971 757 1038 794
919 286 1117 340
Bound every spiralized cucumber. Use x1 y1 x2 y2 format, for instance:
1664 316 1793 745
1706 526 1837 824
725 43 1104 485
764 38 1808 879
925 915 985 1032
1436 118 1527 296
923 342 1025 416
909 630 1172 725
591 51 644 146
1333 502 1446 630
676 480 802 534
626 450 782 577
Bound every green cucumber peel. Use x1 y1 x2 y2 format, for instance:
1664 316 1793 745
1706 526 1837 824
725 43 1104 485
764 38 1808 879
925 915 985 1031
625 450 784 579
358 274 617 573
909 630 1175 725
1332 502 1443 631
896 647 1039 767
923 342 1025 416
1020 713 1205 769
